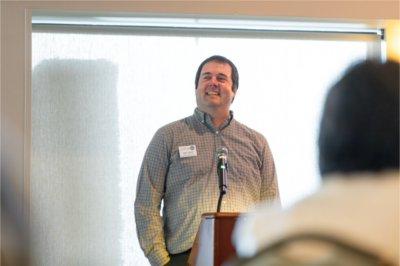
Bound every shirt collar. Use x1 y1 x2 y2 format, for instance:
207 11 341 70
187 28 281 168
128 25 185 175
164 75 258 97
194 108 234 132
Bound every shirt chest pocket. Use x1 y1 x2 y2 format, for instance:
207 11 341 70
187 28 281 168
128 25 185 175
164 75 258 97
231 153 262 182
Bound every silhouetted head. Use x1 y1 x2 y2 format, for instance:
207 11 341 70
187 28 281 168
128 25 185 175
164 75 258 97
318 60 399 177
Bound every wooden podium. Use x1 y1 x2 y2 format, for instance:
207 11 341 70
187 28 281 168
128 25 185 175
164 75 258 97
188 212 240 266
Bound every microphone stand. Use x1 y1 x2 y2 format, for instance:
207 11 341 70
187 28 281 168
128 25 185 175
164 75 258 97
216 160 227 213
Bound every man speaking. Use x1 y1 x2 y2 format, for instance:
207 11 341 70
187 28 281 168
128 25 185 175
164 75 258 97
135 55 280 265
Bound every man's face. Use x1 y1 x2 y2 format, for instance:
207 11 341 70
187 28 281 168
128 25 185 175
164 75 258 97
195 61 235 111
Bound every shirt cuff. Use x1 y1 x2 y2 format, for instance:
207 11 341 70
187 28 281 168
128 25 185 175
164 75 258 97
148 246 170 266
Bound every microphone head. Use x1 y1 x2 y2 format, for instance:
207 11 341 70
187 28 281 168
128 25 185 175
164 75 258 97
217 147 228 159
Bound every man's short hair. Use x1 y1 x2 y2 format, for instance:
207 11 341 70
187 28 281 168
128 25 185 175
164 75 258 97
318 60 399 176
194 55 239 92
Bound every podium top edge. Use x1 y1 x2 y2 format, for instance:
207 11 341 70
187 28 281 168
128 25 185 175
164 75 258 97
201 212 241 219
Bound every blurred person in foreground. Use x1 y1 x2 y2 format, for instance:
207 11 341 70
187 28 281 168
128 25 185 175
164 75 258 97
1 176 30 266
232 60 399 266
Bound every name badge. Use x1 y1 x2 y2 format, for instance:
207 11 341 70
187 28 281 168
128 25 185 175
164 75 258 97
179 145 197 158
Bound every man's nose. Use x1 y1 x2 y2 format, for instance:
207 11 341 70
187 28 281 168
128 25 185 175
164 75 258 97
209 76 219 85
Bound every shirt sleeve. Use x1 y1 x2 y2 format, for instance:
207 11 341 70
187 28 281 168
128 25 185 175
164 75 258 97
260 138 281 204
134 129 171 266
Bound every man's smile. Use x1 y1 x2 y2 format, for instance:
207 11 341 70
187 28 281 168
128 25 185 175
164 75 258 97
206 91 220 96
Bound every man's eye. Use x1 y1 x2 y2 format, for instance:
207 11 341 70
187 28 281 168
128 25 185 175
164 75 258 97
218 77 227 82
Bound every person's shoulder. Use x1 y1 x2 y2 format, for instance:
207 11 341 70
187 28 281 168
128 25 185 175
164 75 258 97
155 115 193 136
232 119 268 142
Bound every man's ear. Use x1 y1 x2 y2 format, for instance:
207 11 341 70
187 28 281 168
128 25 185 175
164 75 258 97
231 91 236 103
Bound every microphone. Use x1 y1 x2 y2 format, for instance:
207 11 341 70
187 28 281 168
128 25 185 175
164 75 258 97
217 147 228 195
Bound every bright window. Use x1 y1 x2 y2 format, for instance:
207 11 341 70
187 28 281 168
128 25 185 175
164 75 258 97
31 17 381 265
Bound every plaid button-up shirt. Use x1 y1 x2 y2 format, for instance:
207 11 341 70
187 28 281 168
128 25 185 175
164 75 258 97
135 108 280 265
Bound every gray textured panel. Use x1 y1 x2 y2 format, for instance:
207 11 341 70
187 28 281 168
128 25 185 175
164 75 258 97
31 59 121 265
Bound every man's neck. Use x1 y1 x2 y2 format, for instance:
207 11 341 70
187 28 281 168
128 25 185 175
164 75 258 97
211 113 229 128
199 107 230 128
